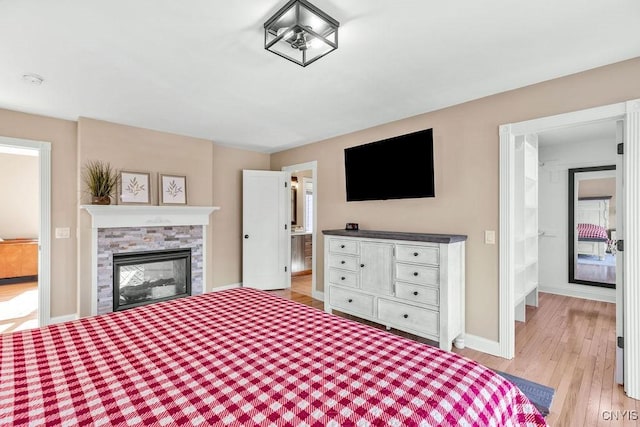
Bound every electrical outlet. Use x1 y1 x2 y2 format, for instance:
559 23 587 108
55 227 70 239
484 230 496 244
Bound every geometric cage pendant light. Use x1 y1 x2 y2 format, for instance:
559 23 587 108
264 0 339 67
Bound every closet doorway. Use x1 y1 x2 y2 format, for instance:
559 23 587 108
500 100 640 398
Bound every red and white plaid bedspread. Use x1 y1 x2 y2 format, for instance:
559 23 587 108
1 288 546 426
577 223 609 241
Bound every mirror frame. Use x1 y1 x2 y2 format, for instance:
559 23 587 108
568 164 616 288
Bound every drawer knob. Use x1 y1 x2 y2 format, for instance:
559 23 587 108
340 244 345 248
341 277 346 281
348 298 353 303
413 291 419 296
360 264 365 268
413 272 419 277
341 260 346 264
403 314 409 319
413 252 419 256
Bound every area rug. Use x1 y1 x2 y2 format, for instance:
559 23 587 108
494 371 555 417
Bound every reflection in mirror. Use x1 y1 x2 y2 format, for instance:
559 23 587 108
568 165 616 288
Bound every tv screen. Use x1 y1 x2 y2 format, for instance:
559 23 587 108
344 128 434 201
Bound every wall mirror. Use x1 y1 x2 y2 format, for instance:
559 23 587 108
568 165 616 288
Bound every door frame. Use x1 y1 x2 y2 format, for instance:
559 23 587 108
281 161 321 300
499 99 640 399
0 136 51 327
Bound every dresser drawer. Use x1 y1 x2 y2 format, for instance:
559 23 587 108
328 269 358 288
328 254 359 271
396 263 439 286
395 282 439 307
378 299 439 337
330 287 374 316
396 244 439 265
329 239 359 255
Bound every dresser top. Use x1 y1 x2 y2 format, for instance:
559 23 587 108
322 229 467 243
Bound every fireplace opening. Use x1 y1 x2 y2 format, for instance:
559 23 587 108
113 248 191 312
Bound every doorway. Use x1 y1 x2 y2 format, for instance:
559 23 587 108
0 136 51 329
282 161 319 300
500 100 640 400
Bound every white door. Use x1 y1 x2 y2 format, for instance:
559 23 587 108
242 170 290 290
615 120 625 386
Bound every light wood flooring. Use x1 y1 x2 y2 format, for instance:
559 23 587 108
0 281 38 333
271 289 637 427
291 273 313 297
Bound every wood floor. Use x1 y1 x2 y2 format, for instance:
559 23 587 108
271 289 638 427
0 281 38 333
291 273 312 297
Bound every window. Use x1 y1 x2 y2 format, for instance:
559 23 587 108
303 178 313 232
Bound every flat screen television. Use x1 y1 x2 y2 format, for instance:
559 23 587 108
344 128 434 201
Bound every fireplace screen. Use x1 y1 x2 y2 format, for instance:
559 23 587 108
113 249 191 311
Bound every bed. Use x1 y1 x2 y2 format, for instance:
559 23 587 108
576 198 611 260
0 288 546 426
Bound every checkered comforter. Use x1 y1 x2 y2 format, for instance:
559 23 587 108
1 288 546 426
577 223 609 241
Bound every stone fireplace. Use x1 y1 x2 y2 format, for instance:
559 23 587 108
81 205 219 316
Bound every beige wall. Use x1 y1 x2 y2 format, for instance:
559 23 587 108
578 178 617 229
0 153 39 239
0 108 78 317
271 57 640 341
211 144 270 286
76 118 270 316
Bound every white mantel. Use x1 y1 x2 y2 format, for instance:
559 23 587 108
81 205 220 228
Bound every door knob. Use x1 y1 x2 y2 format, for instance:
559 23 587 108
244 234 249 239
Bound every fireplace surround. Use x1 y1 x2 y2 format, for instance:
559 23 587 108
80 205 219 316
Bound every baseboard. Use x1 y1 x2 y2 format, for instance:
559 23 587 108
539 283 615 303
312 290 324 302
464 334 502 357
49 314 79 324
209 283 242 292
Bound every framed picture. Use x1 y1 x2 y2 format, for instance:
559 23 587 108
118 171 151 205
159 174 187 205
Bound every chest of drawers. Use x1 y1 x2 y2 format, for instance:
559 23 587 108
323 230 466 351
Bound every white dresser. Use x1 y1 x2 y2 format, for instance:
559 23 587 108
323 229 466 351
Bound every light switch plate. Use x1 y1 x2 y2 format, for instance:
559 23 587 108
55 227 70 239
484 230 496 245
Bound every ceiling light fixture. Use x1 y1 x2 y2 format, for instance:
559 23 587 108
264 0 339 67
22 73 44 85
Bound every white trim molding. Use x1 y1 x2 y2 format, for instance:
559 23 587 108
464 334 502 358
624 99 640 399
312 290 324 302
210 283 242 292
538 284 615 303
50 314 79 324
0 136 51 327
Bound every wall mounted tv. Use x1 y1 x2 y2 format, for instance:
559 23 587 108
344 128 434 201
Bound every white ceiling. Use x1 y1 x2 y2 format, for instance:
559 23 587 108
1 0 639 153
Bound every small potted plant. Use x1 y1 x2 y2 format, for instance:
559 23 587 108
83 160 117 205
